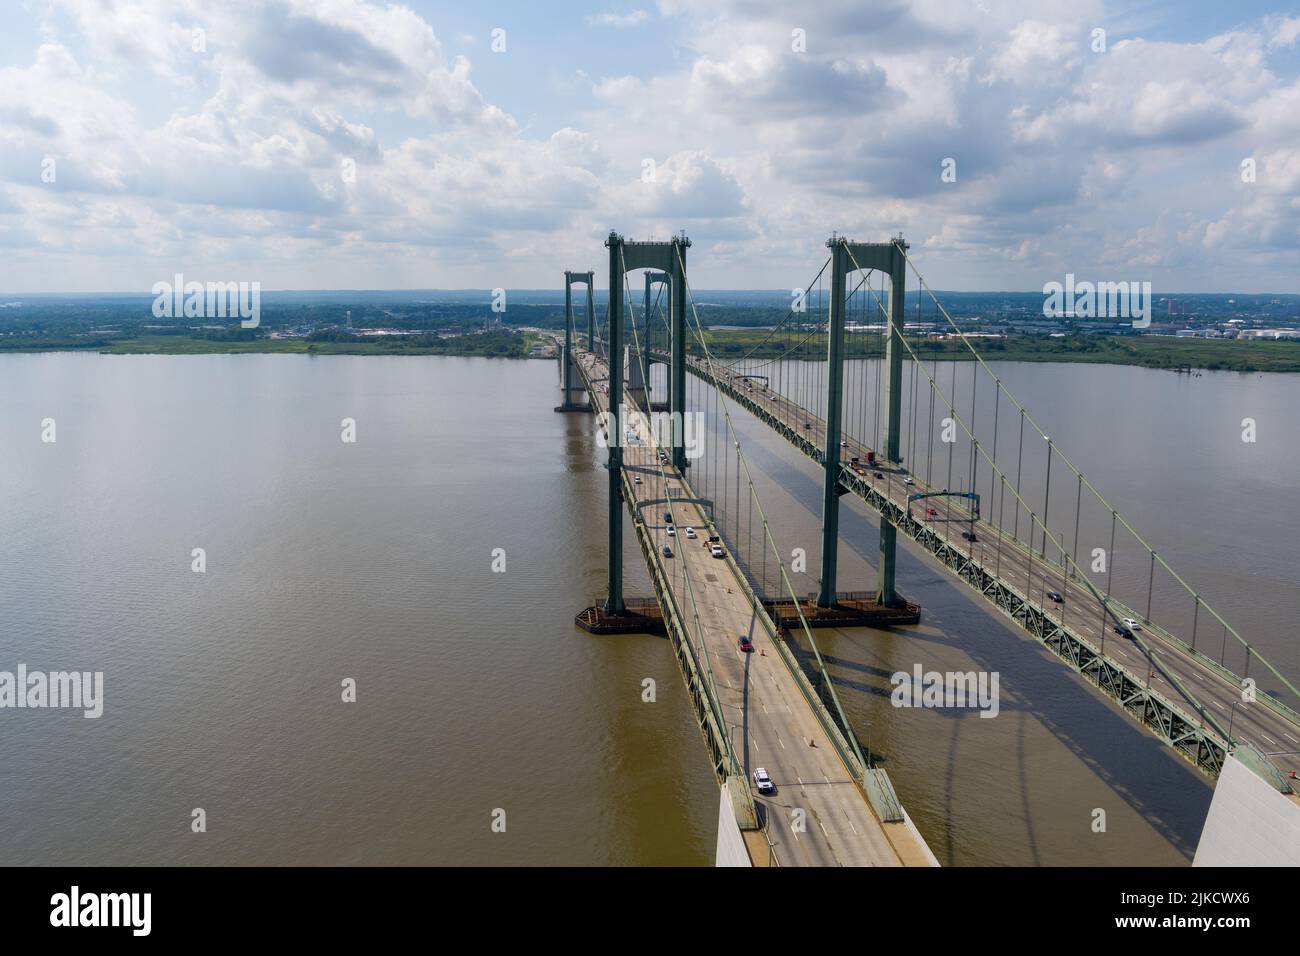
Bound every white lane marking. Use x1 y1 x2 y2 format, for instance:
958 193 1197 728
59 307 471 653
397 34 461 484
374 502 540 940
796 776 804 787
1284 733 1298 744
1213 701 1225 710
819 821 829 838
761 703 769 714
1259 734 1275 745
778 737 786 750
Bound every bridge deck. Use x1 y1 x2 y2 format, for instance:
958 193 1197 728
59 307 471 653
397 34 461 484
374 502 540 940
576 350 934 866
690 356 1300 781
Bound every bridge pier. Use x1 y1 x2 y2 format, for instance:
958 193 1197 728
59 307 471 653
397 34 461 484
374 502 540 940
817 236 910 609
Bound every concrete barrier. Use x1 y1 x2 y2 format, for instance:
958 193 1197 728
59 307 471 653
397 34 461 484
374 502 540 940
1193 754 1300 866
715 779 753 867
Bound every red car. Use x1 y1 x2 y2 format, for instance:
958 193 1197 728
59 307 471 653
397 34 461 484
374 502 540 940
738 635 754 653
925 507 938 517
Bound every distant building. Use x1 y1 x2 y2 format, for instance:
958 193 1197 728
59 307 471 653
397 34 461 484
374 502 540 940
1239 328 1300 340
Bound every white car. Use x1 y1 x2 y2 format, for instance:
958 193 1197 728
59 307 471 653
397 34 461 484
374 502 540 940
1122 618 1142 632
753 768 775 794
710 545 725 559
666 525 676 536
684 527 697 539
903 477 915 485
634 475 642 484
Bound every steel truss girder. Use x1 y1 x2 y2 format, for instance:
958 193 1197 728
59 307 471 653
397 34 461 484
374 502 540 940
677 355 1228 778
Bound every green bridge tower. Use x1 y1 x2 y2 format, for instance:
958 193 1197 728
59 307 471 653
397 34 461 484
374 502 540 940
601 232 689 615
818 236 909 609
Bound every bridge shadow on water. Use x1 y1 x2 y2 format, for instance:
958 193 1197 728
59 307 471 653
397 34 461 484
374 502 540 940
717 416 1213 863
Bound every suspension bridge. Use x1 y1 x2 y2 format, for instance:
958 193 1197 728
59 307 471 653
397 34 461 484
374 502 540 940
557 231 1300 867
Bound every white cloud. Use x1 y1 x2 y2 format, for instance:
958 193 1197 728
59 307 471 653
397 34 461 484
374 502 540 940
588 10 650 28
0 0 1298 290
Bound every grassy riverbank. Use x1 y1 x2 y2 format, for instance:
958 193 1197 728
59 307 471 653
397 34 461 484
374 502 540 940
691 329 1300 372
0 330 540 358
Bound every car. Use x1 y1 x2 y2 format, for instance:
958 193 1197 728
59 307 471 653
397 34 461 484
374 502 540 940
1046 591 1064 603
684 527 697 539
753 768 775 794
662 546 674 558
803 422 811 429
926 507 938 517
663 513 674 524
633 475 642 484
903 477 915 485
710 545 725 558
1122 618 1142 632
841 440 848 447
1113 624 1132 638
666 525 675 536
962 531 978 542
738 635 754 653
873 471 884 479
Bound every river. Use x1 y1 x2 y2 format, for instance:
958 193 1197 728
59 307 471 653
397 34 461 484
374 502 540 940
0 352 1294 865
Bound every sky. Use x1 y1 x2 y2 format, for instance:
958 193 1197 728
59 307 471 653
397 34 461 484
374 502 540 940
0 0 1298 293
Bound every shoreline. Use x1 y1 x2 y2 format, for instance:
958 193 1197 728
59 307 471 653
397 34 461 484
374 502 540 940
3 331 1300 373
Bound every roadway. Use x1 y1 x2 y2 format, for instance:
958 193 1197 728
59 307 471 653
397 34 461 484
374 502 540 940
697 358 1300 779
575 348 934 866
